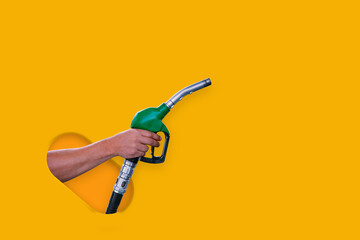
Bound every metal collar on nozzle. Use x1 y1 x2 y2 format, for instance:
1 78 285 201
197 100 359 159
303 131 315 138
165 78 212 109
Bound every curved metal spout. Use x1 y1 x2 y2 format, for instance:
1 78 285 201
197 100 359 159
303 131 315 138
165 78 211 109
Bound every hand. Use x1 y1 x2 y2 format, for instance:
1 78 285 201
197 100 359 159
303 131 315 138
106 129 161 159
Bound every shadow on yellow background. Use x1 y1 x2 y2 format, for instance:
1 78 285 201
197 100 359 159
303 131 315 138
48 133 133 213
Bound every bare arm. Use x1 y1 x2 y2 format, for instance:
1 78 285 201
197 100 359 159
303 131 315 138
47 129 161 182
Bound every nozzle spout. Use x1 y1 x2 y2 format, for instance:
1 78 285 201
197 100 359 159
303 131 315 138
165 78 211 109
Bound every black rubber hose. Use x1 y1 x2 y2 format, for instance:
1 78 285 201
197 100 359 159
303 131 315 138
105 191 123 214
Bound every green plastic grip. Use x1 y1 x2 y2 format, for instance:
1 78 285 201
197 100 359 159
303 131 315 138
130 103 170 164
130 103 170 135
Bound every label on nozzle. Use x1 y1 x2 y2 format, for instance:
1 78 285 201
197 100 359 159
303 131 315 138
113 160 136 194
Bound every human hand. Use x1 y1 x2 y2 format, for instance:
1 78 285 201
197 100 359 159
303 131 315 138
106 129 161 159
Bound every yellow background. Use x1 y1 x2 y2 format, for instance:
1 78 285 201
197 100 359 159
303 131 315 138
1 1 359 239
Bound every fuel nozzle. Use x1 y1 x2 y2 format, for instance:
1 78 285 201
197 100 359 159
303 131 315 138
106 78 212 214
165 78 212 109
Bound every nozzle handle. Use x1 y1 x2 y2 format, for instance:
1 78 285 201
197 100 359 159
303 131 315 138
140 131 170 164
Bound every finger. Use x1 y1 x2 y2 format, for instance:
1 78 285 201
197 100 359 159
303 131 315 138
138 129 162 141
139 136 160 147
136 143 149 153
152 133 161 141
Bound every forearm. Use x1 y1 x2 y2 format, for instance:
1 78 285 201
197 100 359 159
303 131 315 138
47 129 161 182
47 138 114 182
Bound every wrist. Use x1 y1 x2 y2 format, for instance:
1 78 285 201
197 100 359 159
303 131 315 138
101 136 118 158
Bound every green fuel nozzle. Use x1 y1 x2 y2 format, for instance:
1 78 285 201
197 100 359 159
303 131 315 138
131 77 212 127
130 78 211 163
106 78 212 214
